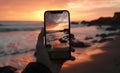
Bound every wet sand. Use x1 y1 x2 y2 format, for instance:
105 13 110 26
60 36 120 73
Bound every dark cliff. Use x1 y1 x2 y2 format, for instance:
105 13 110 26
81 12 120 26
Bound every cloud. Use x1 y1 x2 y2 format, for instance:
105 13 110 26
0 0 71 11
0 0 120 11
0 0 120 21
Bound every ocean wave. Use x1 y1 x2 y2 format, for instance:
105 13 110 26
0 49 35 57
0 24 5 26
0 27 42 32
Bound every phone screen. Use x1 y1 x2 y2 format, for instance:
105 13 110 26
44 10 71 59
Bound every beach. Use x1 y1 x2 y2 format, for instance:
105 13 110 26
0 21 120 73
60 36 120 73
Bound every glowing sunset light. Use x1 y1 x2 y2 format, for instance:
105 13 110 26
31 10 46 21
62 47 106 68
0 0 120 21
46 23 68 30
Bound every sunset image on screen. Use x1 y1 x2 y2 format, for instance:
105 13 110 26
45 11 69 50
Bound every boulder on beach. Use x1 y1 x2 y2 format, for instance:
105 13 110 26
0 66 17 73
70 33 75 39
70 34 90 48
91 38 114 43
91 40 98 43
59 38 68 43
63 35 69 39
105 27 117 31
96 33 108 38
96 32 120 38
71 40 90 48
98 38 114 43
85 36 93 40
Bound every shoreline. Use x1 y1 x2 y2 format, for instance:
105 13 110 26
60 35 120 73
0 25 120 73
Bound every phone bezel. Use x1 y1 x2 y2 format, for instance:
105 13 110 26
44 10 71 60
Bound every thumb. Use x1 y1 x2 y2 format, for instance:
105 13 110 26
37 28 44 47
35 28 45 57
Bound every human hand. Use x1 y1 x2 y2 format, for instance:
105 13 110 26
35 28 75 73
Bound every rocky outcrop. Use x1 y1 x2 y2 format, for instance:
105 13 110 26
81 21 89 24
85 36 93 40
71 40 90 48
71 22 79 25
96 33 109 38
98 38 114 43
71 34 90 48
81 12 120 26
113 12 120 21
105 27 118 31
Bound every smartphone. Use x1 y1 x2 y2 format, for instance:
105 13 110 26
44 10 71 59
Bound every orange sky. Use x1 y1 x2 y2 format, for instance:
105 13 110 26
0 0 120 21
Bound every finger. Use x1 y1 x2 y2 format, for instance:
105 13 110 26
37 28 44 46
70 56 75 61
39 28 44 37
35 28 45 57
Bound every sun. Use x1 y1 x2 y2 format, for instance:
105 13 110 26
32 10 46 21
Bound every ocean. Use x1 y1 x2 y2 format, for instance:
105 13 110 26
0 21 119 72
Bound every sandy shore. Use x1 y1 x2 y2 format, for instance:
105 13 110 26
60 36 120 73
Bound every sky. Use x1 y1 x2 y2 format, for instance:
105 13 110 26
0 0 120 21
46 11 68 30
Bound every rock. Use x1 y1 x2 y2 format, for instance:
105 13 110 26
59 38 68 43
63 35 69 39
60 29 69 34
70 34 91 48
96 32 120 38
81 21 89 24
62 29 69 32
96 33 108 38
71 40 90 48
85 36 93 40
70 33 75 39
81 12 120 26
0 66 17 73
106 27 117 31
82 17 112 26
91 40 98 43
113 12 120 21
98 38 114 43
71 22 79 25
